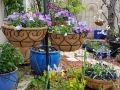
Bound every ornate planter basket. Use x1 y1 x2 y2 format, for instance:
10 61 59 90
51 21 67 26
48 33 87 52
85 76 113 90
1 25 47 47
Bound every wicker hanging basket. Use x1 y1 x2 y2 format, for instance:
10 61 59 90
51 21 67 26
1 25 47 47
84 76 113 90
94 20 106 26
48 33 87 52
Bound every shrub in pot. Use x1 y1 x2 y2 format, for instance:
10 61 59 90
30 46 60 75
0 42 24 90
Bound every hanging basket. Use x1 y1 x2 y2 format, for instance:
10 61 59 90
84 76 113 90
94 20 106 26
1 25 47 47
48 33 87 52
51 21 67 26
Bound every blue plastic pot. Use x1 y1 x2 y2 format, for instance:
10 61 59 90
0 68 18 90
94 30 107 39
30 46 60 74
95 52 107 58
82 44 87 48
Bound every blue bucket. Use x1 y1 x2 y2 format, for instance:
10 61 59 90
0 68 17 90
30 46 60 74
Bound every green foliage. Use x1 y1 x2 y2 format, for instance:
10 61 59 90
85 61 117 81
2 0 25 16
0 42 24 73
54 0 87 14
49 25 73 34
87 41 109 52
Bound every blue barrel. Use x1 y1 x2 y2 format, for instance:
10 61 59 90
30 46 60 74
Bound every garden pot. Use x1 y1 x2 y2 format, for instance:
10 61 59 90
108 41 120 57
48 33 87 52
1 25 47 47
84 76 113 90
82 44 94 52
94 30 107 39
30 46 60 74
0 68 18 90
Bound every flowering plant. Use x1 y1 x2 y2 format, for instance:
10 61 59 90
6 12 51 30
85 62 117 81
27 64 86 90
49 17 93 34
47 2 73 21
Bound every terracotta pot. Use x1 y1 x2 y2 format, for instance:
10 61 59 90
1 25 47 47
84 76 113 90
48 33 87 51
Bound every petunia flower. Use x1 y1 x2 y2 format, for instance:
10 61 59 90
14 25 22 30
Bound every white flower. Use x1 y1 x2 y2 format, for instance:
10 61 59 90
29 17 35 22
106 25 110 30
64 33 67 36
67 21 71 25
14 25 22 30
48 64 64 73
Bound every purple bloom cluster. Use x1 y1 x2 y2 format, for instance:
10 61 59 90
95 46 111 59
7 12 52 30
85 63 117 81
71 21 93 34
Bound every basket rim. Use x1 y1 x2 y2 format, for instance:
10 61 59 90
1 24 48 30
84 76 113 84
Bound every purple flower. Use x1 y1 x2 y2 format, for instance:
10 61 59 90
73 26 79 33
55 12 61 17
39 15 45 21
34 12 41 18
22 20 26 24
78 21 87 27
14 25 22 30
57 7 62 12
86 28 93 33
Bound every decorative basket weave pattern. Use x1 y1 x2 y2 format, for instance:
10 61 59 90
94 20 106 26
48 33 87 52
1 25 47 47
85 76 113 90
52 21 67 26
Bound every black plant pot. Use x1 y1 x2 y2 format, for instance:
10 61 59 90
109 41 120 57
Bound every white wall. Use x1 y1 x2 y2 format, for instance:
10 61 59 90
0 0 7 44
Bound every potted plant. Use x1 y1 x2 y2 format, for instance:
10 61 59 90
84 62 117 90
48 19 93 51
30 46 60 75
1 12 51 47
47 2 73 26
0 42 24 90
